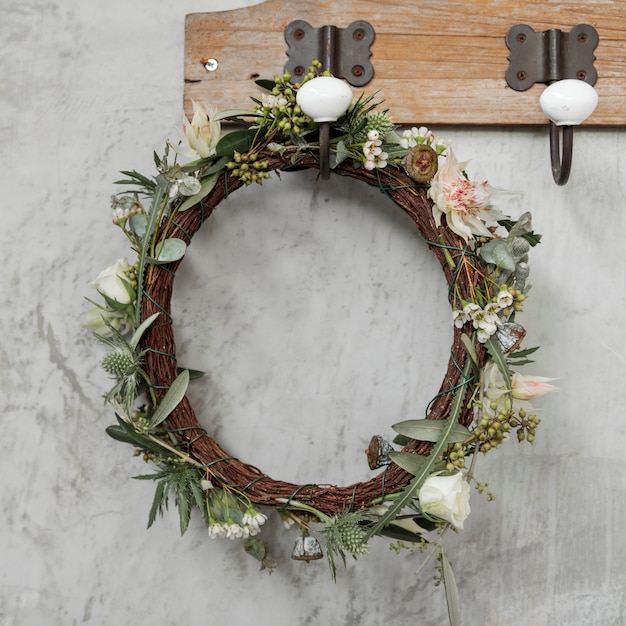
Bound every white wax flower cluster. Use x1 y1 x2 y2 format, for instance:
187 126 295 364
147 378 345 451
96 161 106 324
400 126 449 154
207 510 268 540
362 129 388 170
451 290 514 343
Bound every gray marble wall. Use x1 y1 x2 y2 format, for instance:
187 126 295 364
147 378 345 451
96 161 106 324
3 1 626 624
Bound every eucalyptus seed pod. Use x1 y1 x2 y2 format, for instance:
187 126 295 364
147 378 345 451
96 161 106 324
509 236 530 262
513 261 530 291
404 145 438 183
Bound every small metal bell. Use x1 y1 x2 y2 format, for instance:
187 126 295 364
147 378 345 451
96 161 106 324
495 322 526 354
291 533 323 562
366 435 394 470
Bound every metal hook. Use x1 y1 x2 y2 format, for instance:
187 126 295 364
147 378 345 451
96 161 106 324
549 122 573 186
286 21 375 181
505 24 599 186
319 122 331 180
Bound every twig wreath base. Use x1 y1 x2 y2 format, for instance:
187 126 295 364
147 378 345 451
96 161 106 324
141 154 484 515
86 70 554 622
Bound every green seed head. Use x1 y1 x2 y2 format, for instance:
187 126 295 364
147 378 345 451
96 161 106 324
101 350 137 378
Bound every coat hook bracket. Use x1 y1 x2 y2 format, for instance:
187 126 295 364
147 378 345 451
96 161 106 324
284 20 375 87
505 24 599 91
505 24 599 185
505 24 598 92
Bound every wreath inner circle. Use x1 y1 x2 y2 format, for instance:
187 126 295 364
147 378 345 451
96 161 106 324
141 153 483 516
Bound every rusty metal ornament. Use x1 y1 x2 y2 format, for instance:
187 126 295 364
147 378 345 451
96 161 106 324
291 533 324 562
366 435 394 470
403 144 439 183
495 322 526 354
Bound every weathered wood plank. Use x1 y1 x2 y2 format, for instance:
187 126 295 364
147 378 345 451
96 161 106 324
184 0 626 125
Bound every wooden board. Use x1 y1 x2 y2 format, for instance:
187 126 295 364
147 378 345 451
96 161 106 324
184 0 626 126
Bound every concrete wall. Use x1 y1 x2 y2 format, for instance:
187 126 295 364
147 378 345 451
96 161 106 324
2 1 625 624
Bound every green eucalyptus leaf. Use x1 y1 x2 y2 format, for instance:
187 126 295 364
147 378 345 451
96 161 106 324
129 213 147 238
177 367 205 380
148 238 187 264
368 521 427 543
498 215 542 246
254 79 276 91
441 549 462 626
486 335 512 383
215 129 254 157
130 312 160 350
508 345 540 359
391 419 471 444
214 108 260 120
105 416 165 455
392 433 411 446
479 239 515 271
105 423 139 446
147 369 190 429
460 333 479 370
388 451 429 476
178 173 218 212
334 140 352 167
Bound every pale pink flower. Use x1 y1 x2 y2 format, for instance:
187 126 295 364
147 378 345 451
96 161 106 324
428 148 504 242
511 373 557 400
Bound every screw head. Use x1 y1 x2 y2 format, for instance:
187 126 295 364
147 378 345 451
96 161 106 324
204 58 219 72
352 65 364 77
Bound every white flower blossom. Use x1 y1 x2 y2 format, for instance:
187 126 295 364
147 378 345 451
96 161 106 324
419 472 471 530
428 148 505 242
496 289 514 308
399 126 434 149
171 100 220 159
90 258 134 306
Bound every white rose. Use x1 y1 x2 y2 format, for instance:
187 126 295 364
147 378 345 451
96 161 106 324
419 472 471 530
91 258 133 305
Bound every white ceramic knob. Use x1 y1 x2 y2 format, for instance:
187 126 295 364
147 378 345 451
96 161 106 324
539 79 598 126
296 76 353 122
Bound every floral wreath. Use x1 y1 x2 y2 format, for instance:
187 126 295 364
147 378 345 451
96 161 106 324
85 61 554 623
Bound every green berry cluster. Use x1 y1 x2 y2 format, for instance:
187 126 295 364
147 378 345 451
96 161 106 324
474 481 496 501
511 408 541 443
445 441 468 472
259 70 308 137
475 409 511 454
226 151 271 186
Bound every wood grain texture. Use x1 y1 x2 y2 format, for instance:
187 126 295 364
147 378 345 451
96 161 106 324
184 0 626 125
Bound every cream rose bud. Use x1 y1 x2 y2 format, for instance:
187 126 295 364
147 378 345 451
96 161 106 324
419 472 471 530
82 306 132 337
91 258 134 305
